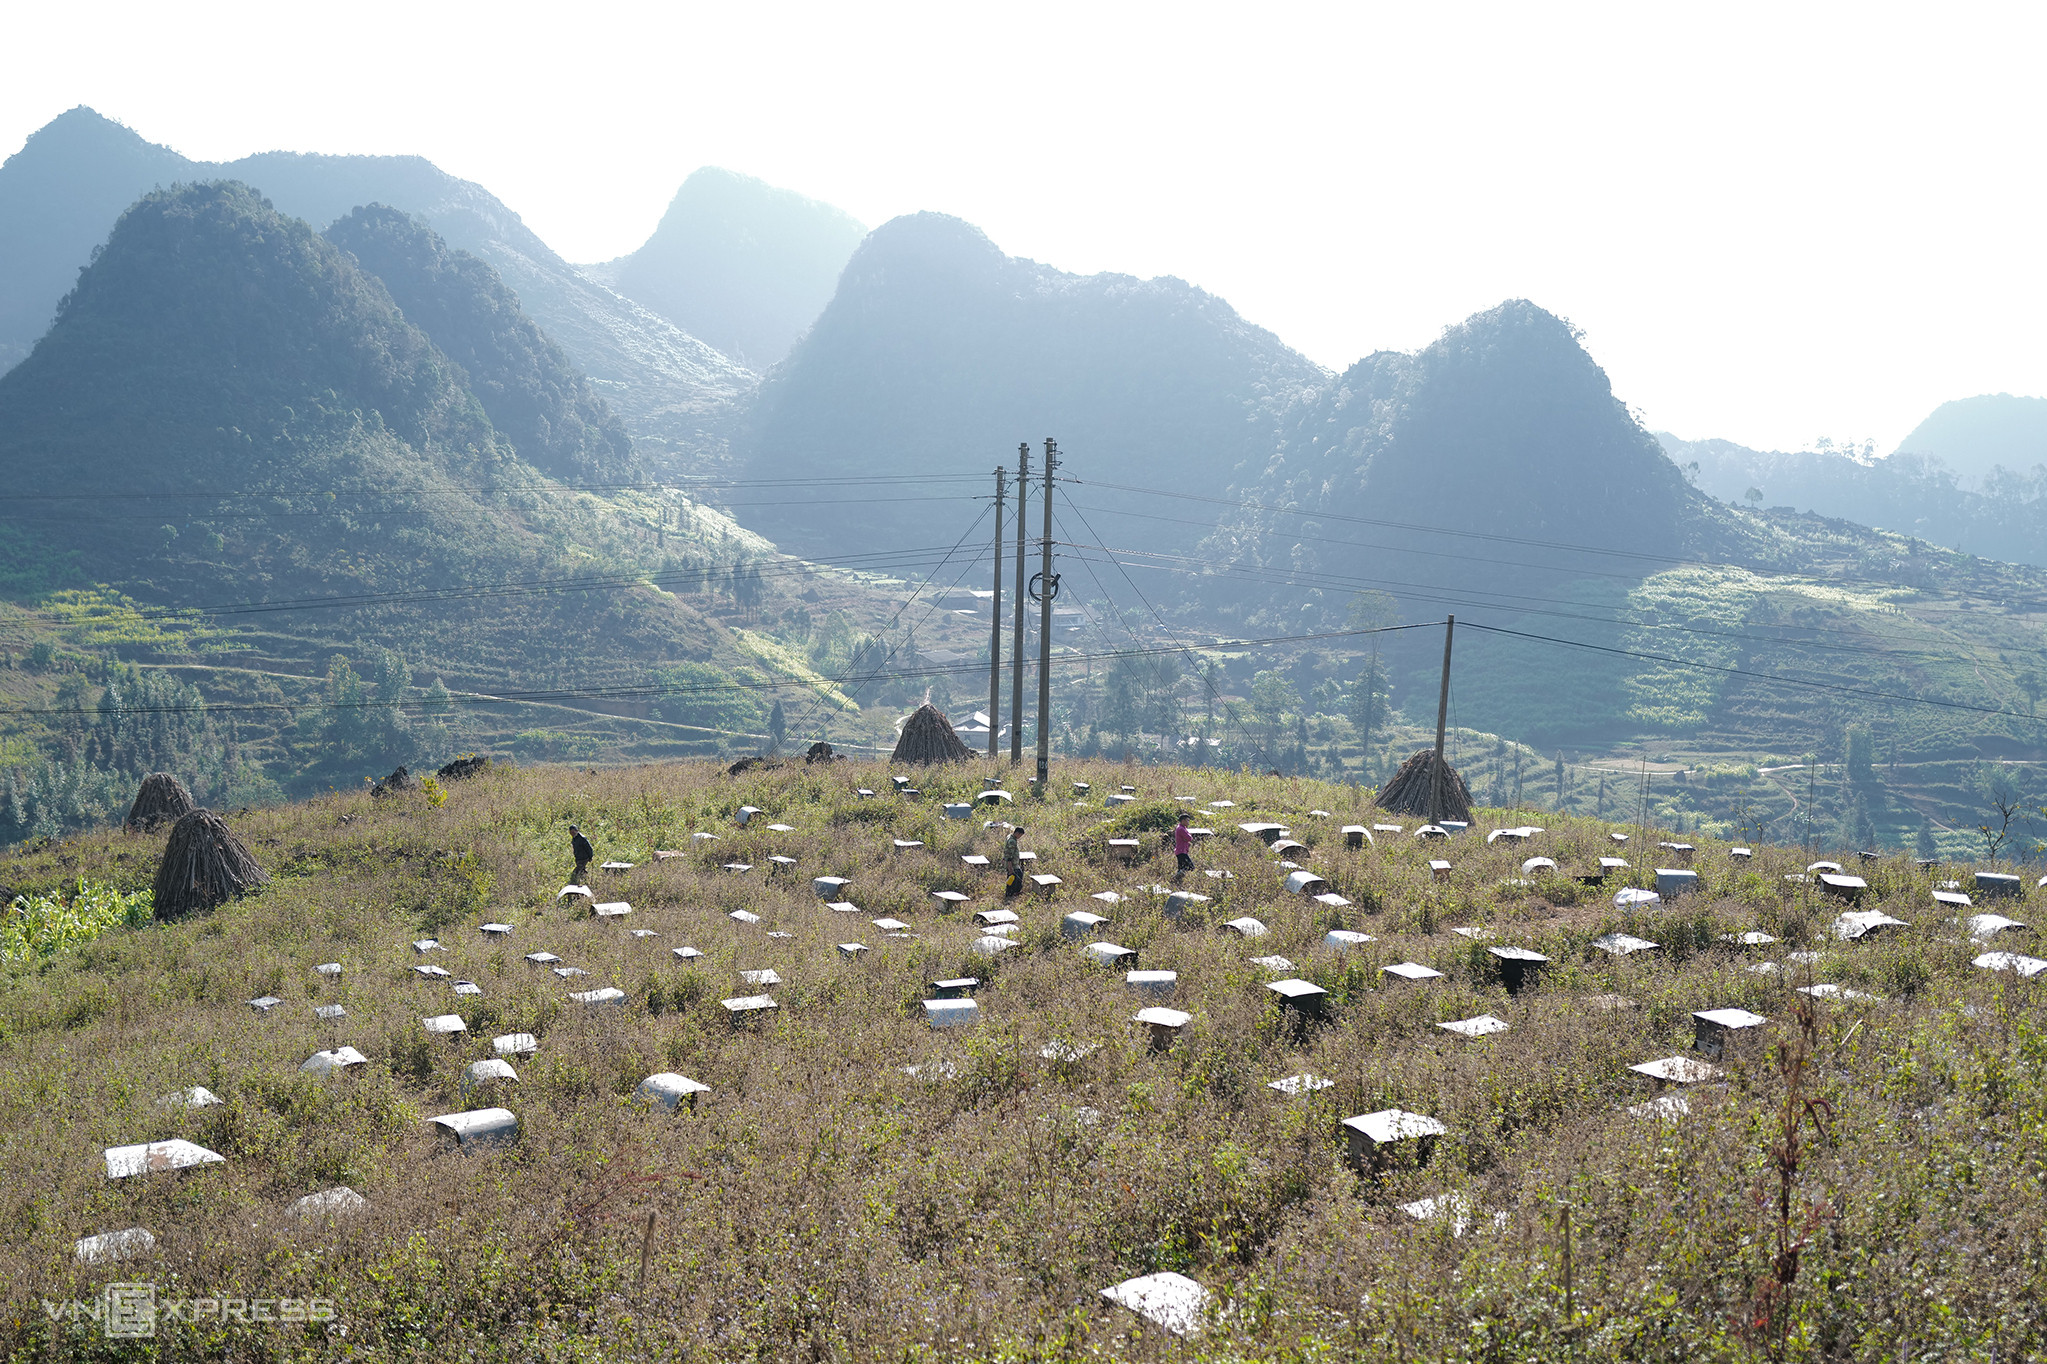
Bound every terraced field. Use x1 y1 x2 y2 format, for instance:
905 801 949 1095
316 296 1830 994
1 759 2042 1360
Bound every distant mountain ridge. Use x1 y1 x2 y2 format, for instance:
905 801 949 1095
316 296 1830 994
1893 393 2047 483
588 167 867 370
324 204 640 486
0 108 753 474
739 210 1328 558
1236 301 1699 559
0 181 522 594
1660 429 2047 566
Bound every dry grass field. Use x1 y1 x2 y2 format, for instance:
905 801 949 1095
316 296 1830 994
1 757 2043 1361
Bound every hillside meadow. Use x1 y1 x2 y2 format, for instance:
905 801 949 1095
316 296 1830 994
0 758 2043 1361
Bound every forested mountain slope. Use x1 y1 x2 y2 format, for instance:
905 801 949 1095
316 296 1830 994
0 108 753 474
0 182 809 814
324 205 640 487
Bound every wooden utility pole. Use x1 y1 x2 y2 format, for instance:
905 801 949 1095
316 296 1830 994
1035 438 1059 787
1428 615 1455 823
1009 443 1029 765
988 465 1006 759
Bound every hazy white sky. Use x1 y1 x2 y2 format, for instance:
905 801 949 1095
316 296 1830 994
4 1 2042 453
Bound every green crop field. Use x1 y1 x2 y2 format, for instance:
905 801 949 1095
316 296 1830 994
1 758 2043 1361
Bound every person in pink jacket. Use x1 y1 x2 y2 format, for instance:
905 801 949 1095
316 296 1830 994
1171 813 1195 880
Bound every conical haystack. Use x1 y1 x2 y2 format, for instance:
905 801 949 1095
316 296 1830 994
126 772 195 832
1373 749 1474 823
891 704 973 765
152 809 269 920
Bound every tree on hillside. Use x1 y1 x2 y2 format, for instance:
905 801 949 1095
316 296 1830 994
1975 764 2027 863
1348 649 1391 776
1845 724 1875 784
1346 590 1400 634
1250 670 1301 763
1102 673 1138 748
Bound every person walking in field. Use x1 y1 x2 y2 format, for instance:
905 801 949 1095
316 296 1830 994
569 824 594 883
1003 824 1025 898
1171 812 1195 881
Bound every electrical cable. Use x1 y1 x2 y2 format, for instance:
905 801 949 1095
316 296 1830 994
1458 621 2043 723
1 622 1440 720
1055 488 1249 754
786 502 996 739
43 543 981 624
1054 540 1951 663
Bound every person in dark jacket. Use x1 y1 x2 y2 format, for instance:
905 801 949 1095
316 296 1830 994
569 824 594 883
1003 825 1025 897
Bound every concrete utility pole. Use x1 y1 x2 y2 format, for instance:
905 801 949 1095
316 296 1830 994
1010 443 1029 766
1428 615 1455 823
988 465 1006 759
1035 437 1060 787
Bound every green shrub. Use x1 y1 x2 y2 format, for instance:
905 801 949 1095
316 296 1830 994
1 879 150 963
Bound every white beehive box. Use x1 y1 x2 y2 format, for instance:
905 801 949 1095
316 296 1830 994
1126 969 1177 997
299 1047 368 1076
462 1058 519 1093
1693 1007 1768 1057
923 998 980 1028
1099 1271 1210 1337
1082 941 1137 968
428 1107 519 1150
1266 978 1328 1015
636 1073 710 1112
1629 1056 1722 1086
1134 1006 1192 1050
1342 1109 1446 1167
1283 870 1330 895
75 1228 156 1264
104 1139 225 1179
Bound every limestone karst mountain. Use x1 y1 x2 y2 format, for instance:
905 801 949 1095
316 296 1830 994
0 180 724 671
1895 394 2047 485
739 211 1328 558
0 108 752 473
324 204 640 486
588 167 867 371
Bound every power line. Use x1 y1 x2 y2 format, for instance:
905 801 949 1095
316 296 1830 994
3 473 987 502
35 543 981 625
785 502 998 738
1069 475 1969 585
1 622 1439 720
1060 496 1936 652
0 494 982 524
1054 539 1956 665
1459 621 2043 723
1053 489 1248 752
28 603 2030 738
